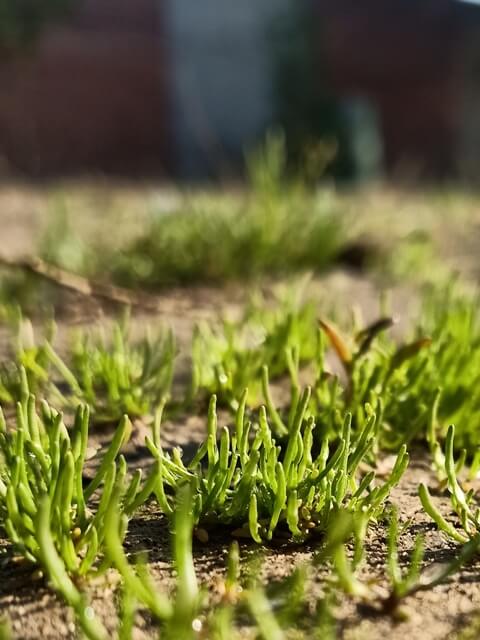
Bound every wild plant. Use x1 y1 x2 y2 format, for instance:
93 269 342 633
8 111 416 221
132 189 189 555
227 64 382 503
0 376 137 575
317 509 371 599
0 313 53 405
316 314 433 448
382 505 479 615
0 313 175 423
105 484 341 640
35 496 110 640
190 290 318 407
145 387 409 542
45 315 175 422
419 424 480 543
329 504 480 616
383 506 425 611
104 483 201 639
335 284 480 453
186 279 480 459
107 134 342 289
384 516 480 610
411 285 480 452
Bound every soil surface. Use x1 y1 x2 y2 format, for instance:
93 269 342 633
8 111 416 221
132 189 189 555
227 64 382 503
1 184 480 639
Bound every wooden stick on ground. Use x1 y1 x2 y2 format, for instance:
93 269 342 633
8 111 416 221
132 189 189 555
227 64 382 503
0 254 163 311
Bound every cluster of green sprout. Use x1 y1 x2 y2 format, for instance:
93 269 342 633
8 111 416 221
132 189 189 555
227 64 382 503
33 135 343 292
419 422 480 545
147 388 408 542
0 378 406 639
190 289 318 407
47 318 175 423
0 313 175 423
2 277 480 637
189 282 480 455
3 280 480 455
336 504 480 614
0 376 139 575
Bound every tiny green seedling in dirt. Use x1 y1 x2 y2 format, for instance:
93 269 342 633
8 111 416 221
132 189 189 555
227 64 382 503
144 387 408 542
106 135 343 289
317 313 433 448
0 313 54 405
0 373 142 577
382 506 425 614
324 504 480 621
0 313 175 424
420 424 480 544
190 290 318 408
379 506 480 618
45 315 175 423
316 509 372 599
103 483 195 638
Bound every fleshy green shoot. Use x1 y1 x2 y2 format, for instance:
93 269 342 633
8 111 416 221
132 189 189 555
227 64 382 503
145 388 409 542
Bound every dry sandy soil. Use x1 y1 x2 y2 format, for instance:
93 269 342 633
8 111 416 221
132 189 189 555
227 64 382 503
1 183 480 639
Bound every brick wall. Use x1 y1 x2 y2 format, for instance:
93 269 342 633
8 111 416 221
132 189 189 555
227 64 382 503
0 0 171 176
317 0 466 176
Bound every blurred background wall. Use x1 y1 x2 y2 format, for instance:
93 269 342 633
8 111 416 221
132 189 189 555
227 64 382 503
0 0 479 181
0 0 171 176
167 0 291 179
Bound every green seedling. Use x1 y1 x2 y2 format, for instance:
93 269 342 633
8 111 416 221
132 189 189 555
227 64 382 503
36 496 109 640
381 506 480 616
383 506 424 611
190 290 318 408
379 285 480 453
0 376 136 575
104 483 203 640
145 388 408 541
0 313 175 423
208 516 340 640
315 510 371 599
327 505 480 617
417 286 480 452
419 424 479 543
0 312 53 405
308 283 480 456
318 313 432 445
108 135 342 289
46 315 175 422
246 587 285 640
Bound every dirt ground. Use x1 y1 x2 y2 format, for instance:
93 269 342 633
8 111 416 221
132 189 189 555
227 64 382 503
1 184 480 639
